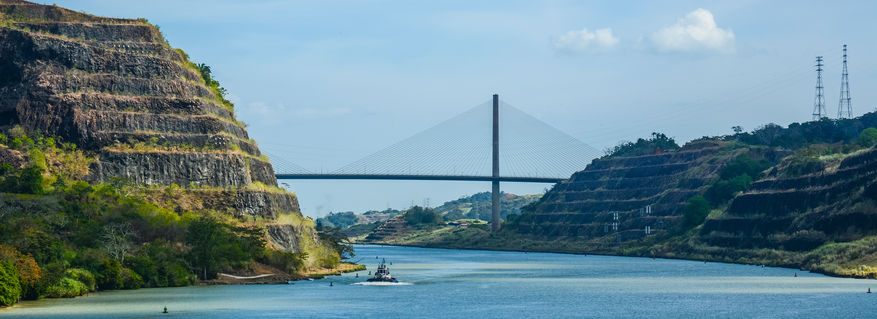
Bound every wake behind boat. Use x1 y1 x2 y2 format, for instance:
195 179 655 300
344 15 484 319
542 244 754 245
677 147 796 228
367 259 398 283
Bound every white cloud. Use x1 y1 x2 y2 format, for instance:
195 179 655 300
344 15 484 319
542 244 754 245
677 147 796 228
553 27 619 53
648 8 735 53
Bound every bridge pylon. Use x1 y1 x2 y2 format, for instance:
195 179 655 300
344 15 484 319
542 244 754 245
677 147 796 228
491 94 501 232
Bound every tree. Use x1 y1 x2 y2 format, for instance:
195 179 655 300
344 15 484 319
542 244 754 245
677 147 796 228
0 260 21 306
858 127 877 147
403 206 442 225
316 225 354 260
705 174 753 205
17 165 44 194
197 63 214 86
185 217 223 280
732 126 744 134
604 132 680 157
102 223 135 264
185 216 253 280
683 196 711 227
720 154 768 180
97 259 123 290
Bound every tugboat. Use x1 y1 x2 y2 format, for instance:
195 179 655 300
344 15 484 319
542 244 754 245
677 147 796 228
366 259 398 283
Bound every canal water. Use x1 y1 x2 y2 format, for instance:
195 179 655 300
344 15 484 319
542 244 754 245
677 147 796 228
2 244 875 318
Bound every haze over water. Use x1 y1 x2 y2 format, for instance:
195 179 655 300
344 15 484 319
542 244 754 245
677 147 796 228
3 245 875 318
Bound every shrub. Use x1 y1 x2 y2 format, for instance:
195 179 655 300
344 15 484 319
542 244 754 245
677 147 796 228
121 268 143 289
164 262 194 287
705 174 753 205
9 138 22 150
17 165 45 194
858 127 877 147
97 259 123 290
0 133 6 145
783 156 824 177
683 196 711 227
44 277 88 298
720 154 768 180
65 269 95 291
259 250 306 274
0 163 12 176
0 260 21 306
8 126 25 139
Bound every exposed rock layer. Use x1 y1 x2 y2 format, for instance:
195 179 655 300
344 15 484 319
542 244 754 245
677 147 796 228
518 141 732 239
0 1 305 251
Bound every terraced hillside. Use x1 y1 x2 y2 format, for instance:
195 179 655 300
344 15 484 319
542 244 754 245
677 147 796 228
704 147 877 251
517 140 784 242
0 0 327 257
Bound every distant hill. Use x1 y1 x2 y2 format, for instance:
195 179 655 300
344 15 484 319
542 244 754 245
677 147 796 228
316 209 401 230
319 192 539 240
433 192 541 221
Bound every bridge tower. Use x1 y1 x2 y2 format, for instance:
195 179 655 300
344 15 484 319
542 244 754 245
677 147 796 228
491 94 501 232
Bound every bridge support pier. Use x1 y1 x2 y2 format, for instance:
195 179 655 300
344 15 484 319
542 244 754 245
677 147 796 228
491 180 500 232
491 94 501 232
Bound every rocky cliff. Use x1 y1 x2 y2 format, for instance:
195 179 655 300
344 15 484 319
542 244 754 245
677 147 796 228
703 147 877 251
0 1 320 256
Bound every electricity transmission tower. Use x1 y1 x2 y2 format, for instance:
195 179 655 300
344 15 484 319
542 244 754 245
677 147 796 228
837 44 852 118
812 56 826 120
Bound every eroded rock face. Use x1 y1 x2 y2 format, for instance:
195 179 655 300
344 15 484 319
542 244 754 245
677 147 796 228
267 225 302 253
702 148 877 251
0 1 306 251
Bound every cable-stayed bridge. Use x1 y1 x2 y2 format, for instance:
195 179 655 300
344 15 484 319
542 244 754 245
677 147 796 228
270 95 600 231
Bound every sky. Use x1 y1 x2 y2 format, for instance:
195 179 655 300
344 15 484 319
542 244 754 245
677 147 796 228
46 0 877 217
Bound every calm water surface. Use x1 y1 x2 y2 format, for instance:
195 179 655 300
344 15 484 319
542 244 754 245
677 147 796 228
2 244 876 318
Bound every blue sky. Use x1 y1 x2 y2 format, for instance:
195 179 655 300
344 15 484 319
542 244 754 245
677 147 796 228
47 0 877 217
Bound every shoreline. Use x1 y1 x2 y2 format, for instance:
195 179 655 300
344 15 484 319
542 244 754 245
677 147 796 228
353 241 875 280
0 262 367 310
202 262 366 284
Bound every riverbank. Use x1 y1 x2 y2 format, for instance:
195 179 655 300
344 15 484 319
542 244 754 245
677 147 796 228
201 262 366 284
356 225 877 280
302 262 367 279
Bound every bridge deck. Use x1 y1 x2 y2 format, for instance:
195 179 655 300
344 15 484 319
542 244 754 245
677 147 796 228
275 174 564 183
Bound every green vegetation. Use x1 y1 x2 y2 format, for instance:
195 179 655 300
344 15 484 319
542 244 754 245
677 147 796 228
196 63 233 109
403 206 442 226
316 212 358 229
704 154 768 205
682 196 711 227
0 260 21 306
186 216 264 280
604 132 680 157
732 113 877 149
0 166 328 304
435 192 540 221
858 127 877 147
0 128 341 307
316 225 355 260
